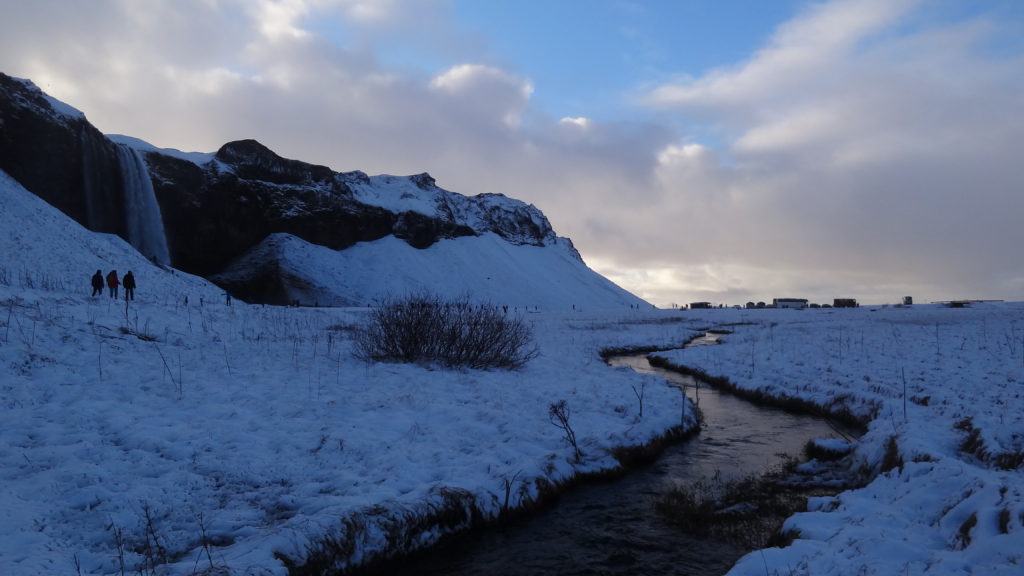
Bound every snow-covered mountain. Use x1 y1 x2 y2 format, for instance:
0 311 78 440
212 232 644 309
1 73 647 309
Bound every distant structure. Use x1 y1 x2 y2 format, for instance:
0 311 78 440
773 298 808 310
690 301 713 309
833 298 859 308
903 296 913 306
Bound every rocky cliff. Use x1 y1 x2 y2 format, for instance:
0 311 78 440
0 74 126 238
0 73 595 305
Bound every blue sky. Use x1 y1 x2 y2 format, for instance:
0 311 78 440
448 1 806 122
2 0 1024 306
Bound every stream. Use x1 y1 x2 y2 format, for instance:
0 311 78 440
390 352 849 576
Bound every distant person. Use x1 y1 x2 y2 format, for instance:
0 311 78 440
90 270 103 297
106 270 119 299
122 271 136 301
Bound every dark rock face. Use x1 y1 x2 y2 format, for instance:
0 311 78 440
393 210 475 249
147 138 489 275
214 139 338 186
145 143 404 275
0 74 126 237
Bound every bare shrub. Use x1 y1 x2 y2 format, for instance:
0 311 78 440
353 293 538 369
549 399 583 462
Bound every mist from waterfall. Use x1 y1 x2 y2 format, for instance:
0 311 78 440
116 144 170 265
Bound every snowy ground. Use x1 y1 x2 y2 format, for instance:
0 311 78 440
3 166 1023 576
658 304 1024 576
0 284 694 576
1 171 693 575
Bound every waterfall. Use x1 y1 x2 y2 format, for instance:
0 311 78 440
116 144 171 265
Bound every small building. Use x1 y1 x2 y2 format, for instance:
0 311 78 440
773 298 808 310
833 298 859 308
690 301 713 309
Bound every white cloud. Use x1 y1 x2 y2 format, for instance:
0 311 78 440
558 117 592 129
250 0 313 41
0 0 1022 306
631 0 1024 304
646 0 920 111
429 64 533 127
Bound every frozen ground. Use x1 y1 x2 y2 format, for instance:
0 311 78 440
2 167 1022 575
0 170 693 575
658 303 1024 575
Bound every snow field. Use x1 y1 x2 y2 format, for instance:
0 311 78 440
657 304 1024 576
1 280 696 575
4 167 1022 575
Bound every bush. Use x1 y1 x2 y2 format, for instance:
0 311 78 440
353 293 538 369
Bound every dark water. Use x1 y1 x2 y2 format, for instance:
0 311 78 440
394 354 845 576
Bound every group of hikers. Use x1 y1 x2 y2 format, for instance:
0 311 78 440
91 269 136 301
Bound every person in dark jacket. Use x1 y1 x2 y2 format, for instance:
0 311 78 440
122 271 136 301
106 270 119 299
91 270 103 297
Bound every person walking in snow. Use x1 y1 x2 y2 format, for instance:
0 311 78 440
90 270 103 297
106 270 119 299
122 271 136 301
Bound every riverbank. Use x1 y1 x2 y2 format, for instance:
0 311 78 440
655 302 1024 575
3 290 1022 575
0 286 702 576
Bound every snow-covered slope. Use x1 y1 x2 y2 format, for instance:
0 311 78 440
0 170 221 302
215 232 647 310
107 134 215 166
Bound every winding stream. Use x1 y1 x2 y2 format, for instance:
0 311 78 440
391 352 849 576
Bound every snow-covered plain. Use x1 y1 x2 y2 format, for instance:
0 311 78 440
0 170 692 575
656 304 1024 575
2 166 1023 576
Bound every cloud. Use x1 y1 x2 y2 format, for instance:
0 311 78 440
1 0 1022 306
429 64 533 127
632 0 1024 304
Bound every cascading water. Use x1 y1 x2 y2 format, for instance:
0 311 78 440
116 143 170 265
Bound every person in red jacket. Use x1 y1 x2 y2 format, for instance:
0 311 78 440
106 270 119 299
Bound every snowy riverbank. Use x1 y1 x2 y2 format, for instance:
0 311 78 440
0 281 698 575
3 274 1023 574
658 303 1024 576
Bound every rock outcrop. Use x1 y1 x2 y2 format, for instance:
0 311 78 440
0 74 126 237
0 73 594 306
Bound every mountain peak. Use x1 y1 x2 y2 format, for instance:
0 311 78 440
410 172 436 190
214 139 336 186
215 138 277 163
0 73 85 124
